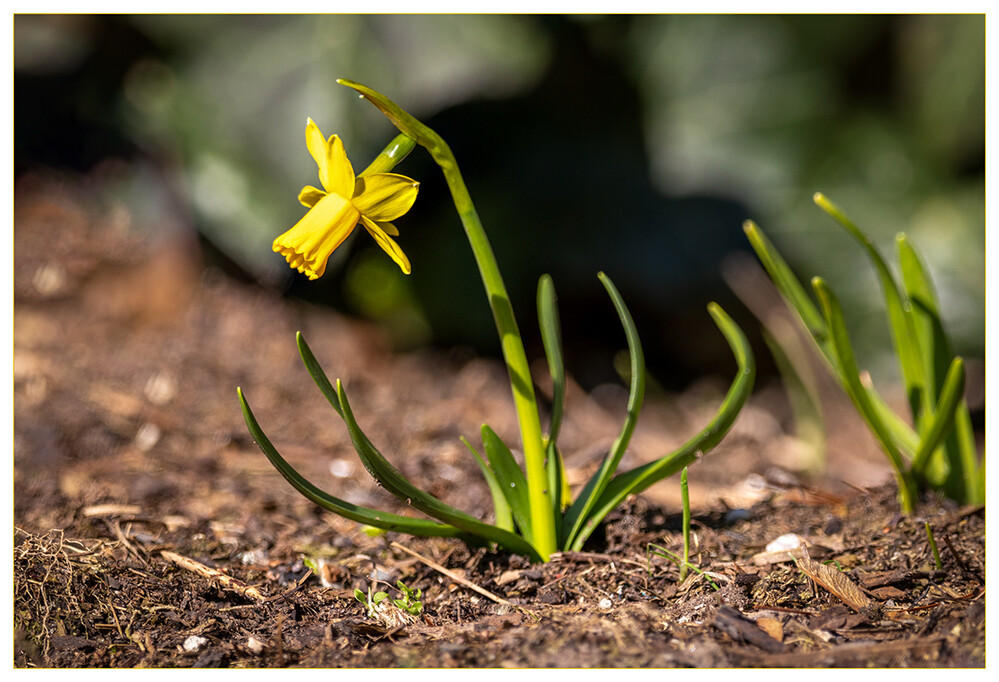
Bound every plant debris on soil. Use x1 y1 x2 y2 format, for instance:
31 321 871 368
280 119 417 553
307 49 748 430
13 172 985 668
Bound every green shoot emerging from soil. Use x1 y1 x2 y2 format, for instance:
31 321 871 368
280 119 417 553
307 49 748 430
743 193 983 513
645 467 718 590
238 81 755 562
924 522 943 570
679 467 691 583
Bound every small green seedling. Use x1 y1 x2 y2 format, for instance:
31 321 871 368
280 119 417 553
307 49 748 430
354 580 423 621
238 80 756 562
646 544 719 592
390 580 423 616
744 193 983 512
353 585 391 618
646 467 718 589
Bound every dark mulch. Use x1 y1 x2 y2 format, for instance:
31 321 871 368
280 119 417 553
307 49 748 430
14 172 985 668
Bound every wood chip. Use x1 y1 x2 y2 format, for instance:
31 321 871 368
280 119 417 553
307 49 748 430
712 606 784 653
858 568 942 588
496 570 523 586
755 616 784 642
869 586 907 600
734 635 947 667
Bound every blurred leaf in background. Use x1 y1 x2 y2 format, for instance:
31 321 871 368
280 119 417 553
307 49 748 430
628 15 983 379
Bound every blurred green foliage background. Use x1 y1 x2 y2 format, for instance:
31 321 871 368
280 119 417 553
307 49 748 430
14 14 984 390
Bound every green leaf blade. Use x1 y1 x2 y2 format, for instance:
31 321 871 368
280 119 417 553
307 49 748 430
481 425 533 542
811 277 917 512
562 272 646 550
537 274 567 448
237 387 464 538
742 220 829 351
335 379 543 561
897 233 952 401
460 436 514 533
537 274 570 532
911 357 966 477
813 193 928 427
568 303 755 550
897 233 981 500
297 332 344 417
859 374 920 459
545 440 567 541
954 405 984 505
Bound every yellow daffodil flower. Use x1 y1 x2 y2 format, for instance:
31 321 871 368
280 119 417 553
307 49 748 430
273 118 419 278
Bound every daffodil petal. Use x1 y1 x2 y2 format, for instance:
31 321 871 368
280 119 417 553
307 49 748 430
298 185 326 208
379 221 399 237
352 173 419 222
305 119 331 190
326 135 355 198
361 215 411 274
273 192 360 279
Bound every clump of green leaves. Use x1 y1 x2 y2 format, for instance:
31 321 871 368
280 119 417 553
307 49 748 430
238 80 756 562
391 580 424 616
743 193 983 512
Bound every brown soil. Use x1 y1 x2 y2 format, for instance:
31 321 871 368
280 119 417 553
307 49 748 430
14 172 985 668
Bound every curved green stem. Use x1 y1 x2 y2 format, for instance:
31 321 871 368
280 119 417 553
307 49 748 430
338 79 555 558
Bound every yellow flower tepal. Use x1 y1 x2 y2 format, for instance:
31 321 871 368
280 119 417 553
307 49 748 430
273 118 419 278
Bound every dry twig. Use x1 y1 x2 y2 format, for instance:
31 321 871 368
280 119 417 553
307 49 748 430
389 541 512 606
159 550 267 602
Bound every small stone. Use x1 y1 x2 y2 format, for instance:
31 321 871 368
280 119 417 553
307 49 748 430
134 422 161 451
183 635 208 652
725 508 752 524
598 597 613 609
33 262 67 296
329 459 354 478
239 548 268 565
144 371 177 406
765 533 803 553
245 636 265 655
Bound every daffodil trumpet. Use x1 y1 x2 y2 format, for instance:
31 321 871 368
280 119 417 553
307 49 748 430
239 82 756 562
